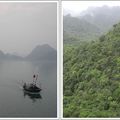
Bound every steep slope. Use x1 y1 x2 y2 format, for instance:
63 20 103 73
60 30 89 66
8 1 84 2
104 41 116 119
81 6 120 32
64 15 102 44
64 22 120 117
26 44 57 61
64 6 120 45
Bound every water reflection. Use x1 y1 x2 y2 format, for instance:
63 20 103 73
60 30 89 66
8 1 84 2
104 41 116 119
23 91 42 103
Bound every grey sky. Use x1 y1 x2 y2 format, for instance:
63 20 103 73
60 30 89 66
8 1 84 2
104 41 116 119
63 1 120 16
0 2 57 56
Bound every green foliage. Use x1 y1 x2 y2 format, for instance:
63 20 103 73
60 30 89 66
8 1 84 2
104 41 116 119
63 15 102 44
64 22 120 117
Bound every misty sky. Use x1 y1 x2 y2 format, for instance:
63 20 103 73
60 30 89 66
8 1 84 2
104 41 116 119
0 2 57 56
63 1 120 16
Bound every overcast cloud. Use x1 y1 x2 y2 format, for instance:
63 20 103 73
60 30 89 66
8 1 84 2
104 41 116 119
63 1 120 16
0 2 57 56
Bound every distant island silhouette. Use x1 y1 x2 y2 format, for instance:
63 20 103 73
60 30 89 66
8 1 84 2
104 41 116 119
0 44 57 61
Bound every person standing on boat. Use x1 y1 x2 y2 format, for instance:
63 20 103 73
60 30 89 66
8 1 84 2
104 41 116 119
33 74 38 85
33 74 36 85
36 74 38 81
35 74 38 85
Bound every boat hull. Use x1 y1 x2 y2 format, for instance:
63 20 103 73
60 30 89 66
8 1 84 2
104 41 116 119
23 83 41 93
23 87 41 93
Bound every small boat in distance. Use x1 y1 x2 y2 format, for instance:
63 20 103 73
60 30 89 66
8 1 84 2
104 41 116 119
23 74 42 93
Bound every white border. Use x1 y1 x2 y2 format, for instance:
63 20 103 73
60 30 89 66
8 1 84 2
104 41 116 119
0 1 58 2
61 0 63 119
58 0 62 120
0 1 59 120
62 117 120 120
57 0 59 119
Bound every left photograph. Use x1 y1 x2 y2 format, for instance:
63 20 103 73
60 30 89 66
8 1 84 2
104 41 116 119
0 2 57 118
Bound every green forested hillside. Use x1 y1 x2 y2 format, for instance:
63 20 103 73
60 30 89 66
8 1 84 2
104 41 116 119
64 6 120 45
64 22 120 117
64 15 102 44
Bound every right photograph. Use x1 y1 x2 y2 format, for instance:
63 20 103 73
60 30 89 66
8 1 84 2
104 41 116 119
63 1 120 117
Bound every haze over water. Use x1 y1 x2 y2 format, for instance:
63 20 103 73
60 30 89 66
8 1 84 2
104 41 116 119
0 60 57 117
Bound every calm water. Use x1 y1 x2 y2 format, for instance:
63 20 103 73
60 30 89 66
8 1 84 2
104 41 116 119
0 60 57 117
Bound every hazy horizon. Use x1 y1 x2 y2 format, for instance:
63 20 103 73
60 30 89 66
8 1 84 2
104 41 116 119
0 2 57 56
63 1 120 16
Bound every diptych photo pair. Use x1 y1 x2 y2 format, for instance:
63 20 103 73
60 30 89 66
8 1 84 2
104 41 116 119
0 0 120 119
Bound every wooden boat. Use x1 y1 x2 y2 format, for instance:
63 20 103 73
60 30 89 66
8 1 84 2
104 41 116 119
23 83 41 93
23 74 42 93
